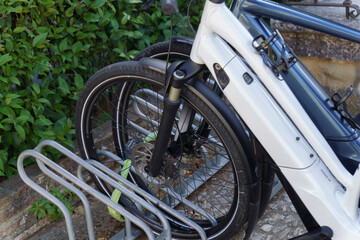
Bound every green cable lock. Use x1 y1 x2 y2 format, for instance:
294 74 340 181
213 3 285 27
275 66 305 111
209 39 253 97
107 158 132 222
143 131 157 143
108 131 157 221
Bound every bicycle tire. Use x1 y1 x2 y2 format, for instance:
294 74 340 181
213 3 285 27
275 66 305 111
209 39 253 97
75 60 252 239
133 39 193 61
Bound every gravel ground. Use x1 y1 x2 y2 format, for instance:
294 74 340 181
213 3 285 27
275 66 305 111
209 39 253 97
232 189 306 240
26 195 124 240
26 188 306 240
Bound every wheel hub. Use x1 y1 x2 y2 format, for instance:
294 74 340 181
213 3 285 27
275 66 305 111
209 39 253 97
131 141 179 189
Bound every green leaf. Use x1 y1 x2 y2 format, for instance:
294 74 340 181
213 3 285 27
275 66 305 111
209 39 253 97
75 31 87 40
32 83 41 94
59 38 68 52
107 2 116 12
65 6 75 17
91 0 106 9
32 33 48 48
13 27 26 33
8 103 23 109
10 76 20 85
0 76 7 83
40 89 54 95
6 93 21 99
15 124 26 140
8 158 17 167
133 31 143 39
96 32 108 40
0 107 15 118
5 39 14 52
35 116 53 126
66 27 77 34
47 7 58 15
0 54 13 65
54 27 65 34
36 27 49 34
83 13 100 22
43 130 56 137
16 115 29 125
1 118 13 124
40 0 55 8
74 74 83 88
84 24 99 31
111 18 119 31
37 208 47 219
121 14 130 25
126 50 139 59
72 41 83 54
58 77 70 94
110 32 123 41
4 164 14 179
0 158 4 176
37 98 51 106
18 109 31 120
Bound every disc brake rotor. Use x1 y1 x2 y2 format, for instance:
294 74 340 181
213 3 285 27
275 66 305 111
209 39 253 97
131 142 179 192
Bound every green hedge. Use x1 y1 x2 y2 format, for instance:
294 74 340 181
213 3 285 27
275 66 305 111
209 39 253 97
0 0 193 178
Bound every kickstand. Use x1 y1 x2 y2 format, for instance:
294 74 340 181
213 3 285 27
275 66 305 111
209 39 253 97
289 226 333 240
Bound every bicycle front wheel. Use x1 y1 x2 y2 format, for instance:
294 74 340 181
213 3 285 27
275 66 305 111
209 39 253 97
75 61 251 239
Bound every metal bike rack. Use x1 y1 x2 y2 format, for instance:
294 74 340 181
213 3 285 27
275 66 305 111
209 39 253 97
18 139 282 240
17 140 207 240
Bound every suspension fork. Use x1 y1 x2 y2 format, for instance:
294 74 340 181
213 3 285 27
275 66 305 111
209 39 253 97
148 59 204 177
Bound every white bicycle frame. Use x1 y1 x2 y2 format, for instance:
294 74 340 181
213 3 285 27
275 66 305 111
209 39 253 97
189 1 360 239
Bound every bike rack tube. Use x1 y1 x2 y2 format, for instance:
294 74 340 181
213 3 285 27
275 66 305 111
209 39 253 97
17 140 208 240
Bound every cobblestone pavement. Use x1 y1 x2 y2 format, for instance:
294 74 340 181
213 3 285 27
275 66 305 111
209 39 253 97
27 188 306 240
233 189 306 240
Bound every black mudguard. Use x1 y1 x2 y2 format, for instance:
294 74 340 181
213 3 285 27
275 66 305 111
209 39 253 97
186 78 261 240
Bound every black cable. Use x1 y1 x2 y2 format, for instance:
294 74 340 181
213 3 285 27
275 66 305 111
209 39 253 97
173 14 195 37
187 0 196 34
175 13 195 37
142 0 155 10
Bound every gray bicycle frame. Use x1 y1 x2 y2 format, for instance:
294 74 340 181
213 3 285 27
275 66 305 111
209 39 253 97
231 0 360 173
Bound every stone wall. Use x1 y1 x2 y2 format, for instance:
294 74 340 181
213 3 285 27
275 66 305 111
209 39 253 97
271 0 360 92
300 57 360 92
